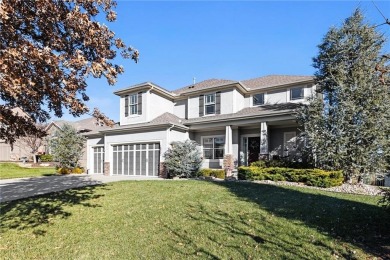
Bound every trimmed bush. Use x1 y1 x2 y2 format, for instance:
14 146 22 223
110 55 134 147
198 168 226 179
57 167 71 175
72 167 84 174
237 166 343 188
57 167 84 174
250 159 314 169
39 154 54 162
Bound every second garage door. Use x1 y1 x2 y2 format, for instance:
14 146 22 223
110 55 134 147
112 143 160 176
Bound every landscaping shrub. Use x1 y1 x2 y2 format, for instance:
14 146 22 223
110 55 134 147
39 154 54 162
57 167 84 174
379 188 390 212
163 140 202 178
57 167 72 175
250 159 314 169
198 168 225 179
72 167 84 174
237 166 343 188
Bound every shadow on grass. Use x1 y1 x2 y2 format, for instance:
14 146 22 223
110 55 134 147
0 184 107 233
211 181 390 259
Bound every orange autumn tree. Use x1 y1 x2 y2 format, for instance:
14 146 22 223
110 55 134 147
0 0 138 145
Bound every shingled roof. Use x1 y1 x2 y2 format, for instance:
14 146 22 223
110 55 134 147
172 79 237 95
183 103 301 124
241 75 314 91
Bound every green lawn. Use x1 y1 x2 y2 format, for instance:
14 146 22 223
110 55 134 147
0 163 56 179
1 181 389 259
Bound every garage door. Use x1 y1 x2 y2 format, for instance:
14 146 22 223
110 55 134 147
112 143 160 176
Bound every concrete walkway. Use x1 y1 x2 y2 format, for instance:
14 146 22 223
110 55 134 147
0 174 163 203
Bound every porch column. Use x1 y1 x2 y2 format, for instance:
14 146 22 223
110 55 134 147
225 125 233 154
260 122 269 158
224 125 234 177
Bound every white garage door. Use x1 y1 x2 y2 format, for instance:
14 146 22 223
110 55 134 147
112 143 160 176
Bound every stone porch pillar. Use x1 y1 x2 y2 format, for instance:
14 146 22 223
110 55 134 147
260 122 269 159
224 125 234 177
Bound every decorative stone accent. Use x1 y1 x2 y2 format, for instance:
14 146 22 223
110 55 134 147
104 162 110 176
223 154 234 177
159 162 168 178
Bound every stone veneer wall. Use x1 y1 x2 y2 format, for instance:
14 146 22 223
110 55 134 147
104 162 110 176
159 162 167 178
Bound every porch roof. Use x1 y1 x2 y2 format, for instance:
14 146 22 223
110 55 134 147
183 103 301 125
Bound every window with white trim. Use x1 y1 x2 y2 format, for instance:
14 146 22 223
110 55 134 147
129 94 138 115
203 136 225 159
290 87 304 100
204 93 216 115
253 93 265 106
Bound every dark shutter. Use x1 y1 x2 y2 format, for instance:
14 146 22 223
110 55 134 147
199 95 204 117
124 95 129 117
216 92 221 114
138 92 142 115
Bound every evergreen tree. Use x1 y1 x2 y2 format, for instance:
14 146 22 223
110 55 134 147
49 123 85 168
163 140 203 178
298 9 390 182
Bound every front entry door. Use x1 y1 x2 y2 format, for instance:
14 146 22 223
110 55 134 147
248 137 260 165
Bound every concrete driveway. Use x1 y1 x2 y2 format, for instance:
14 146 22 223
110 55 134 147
0 174 163 203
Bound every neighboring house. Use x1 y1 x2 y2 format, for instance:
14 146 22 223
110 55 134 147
0 107 33 161
0 115 108 167
44 118 110 167
86 75 316 177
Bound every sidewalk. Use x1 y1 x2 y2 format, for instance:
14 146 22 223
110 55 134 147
0 174 163 203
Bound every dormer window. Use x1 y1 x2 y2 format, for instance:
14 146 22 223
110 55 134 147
253 93 264 106
125 92 142 117
129 94 138 115
205 93 216 115
290 87 304 100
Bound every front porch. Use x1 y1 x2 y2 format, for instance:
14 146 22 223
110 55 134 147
189 118 302 169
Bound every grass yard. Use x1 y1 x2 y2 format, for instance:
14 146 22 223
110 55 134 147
0 163 56 179
1 181 389 259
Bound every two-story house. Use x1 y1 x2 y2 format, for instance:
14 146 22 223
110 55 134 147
85 75 315 177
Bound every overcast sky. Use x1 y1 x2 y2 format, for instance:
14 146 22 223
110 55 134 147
57 0 390 122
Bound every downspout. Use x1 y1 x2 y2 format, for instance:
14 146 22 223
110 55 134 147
167 124 175 147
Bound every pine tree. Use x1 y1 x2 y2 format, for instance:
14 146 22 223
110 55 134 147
49 124 85 168
163 140 203 178
298 9 390 182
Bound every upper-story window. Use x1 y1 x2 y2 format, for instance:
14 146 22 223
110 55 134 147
290 87 304 100
199 92 220 117
129 94 138 115
205 93 216 115
125 92 142 117
253 93 265 106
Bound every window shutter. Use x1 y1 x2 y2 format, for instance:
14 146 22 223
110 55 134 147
199 95 204 117
124 95 129 117
138 92 142 115
216 92 221 114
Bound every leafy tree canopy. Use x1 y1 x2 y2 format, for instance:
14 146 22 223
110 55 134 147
298 9 390 182
0 0 138 145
